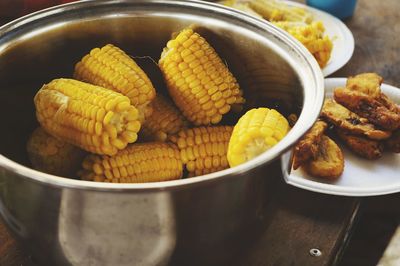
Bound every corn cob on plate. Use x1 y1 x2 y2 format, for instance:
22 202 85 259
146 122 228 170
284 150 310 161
218 0 354 76
246 0 313 23
273 21 333 68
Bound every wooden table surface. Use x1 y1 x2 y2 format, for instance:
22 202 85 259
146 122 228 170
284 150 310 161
0 0 399 265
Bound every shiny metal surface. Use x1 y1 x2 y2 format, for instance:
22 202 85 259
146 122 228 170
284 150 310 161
0 0 324 265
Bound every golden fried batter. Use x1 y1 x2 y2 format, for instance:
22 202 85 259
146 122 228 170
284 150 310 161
292 120 327 170
385 129 400 153
334 87 400 131
336 129 383 160
379 93 400 115
346 72 400 114
321 99 391 140
346 73 382 98
303 135 344 179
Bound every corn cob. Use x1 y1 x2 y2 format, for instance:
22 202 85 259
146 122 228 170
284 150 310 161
141 94 188 141
27 127 87 177
170 126 233 177
273 21 333 68
74 44 156 120
79 142 183 183
159 27 243 125
34 78 141 156
219 0 263 19
227 108 289 167
248 0 313 23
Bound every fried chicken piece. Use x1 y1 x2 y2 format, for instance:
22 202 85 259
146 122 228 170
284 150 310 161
292 120 327 170
346 72 400 114
346 73 382 98
334 87 400 131
385 129 400 153
379 93 400 114
336 129 383 160
303 135 344 180
321 99 391 140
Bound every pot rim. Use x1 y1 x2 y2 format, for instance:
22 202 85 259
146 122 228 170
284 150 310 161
0 0 324 191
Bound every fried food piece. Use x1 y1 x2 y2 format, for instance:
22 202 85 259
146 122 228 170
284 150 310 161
336 129 383 160
287 113 298 128
292 120 327 170
303 135 344 179
346 73 383 98
334 87 400 130
321 99 391 140
346 73 400 114
385 129 400 153
379 93 400 114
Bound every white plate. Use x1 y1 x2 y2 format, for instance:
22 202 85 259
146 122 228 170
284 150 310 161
283 1 355 77
282 78 400 196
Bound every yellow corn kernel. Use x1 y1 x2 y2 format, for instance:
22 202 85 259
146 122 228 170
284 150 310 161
248 0 313 23
140 94 188 141
273 21 333 68
170 126 233 177
219 1 263 19
159 28 244 125
74 44 156 120
79 142 183 183
27 127 87 177
34 78 141 156
227 108 289 167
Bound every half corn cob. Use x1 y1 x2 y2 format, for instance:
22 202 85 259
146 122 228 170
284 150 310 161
170 126 233 177
34 78 141 156
79 142 183 183
74 44 156 120
273 21 333 68
27 127 87 177
141 94 188 141
159 27 243 125
219 0 263 19
248 0 313 23
227 107 289 167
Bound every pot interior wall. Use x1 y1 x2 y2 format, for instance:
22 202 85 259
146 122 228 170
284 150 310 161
0 6 303 169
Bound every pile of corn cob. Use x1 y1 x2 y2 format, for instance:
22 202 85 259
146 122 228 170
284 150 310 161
219 0 333 68
28 27 289 183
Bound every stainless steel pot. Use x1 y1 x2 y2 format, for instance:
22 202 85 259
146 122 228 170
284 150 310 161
0 0 324 265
